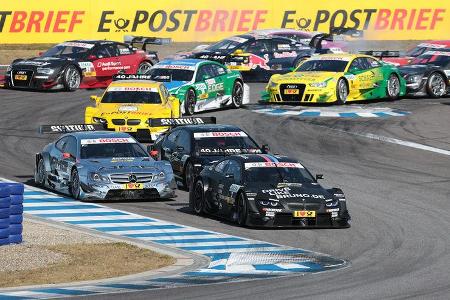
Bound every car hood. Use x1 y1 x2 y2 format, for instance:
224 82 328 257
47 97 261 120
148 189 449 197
246 183 333 203
272 71 339 84
164 81 190 92
398 64 432 76
81 157 167 173
93 103 171 119
12 56 73 69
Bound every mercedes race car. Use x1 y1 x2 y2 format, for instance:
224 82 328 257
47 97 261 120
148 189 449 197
146 59 249 115
190 154 351 228
399 49 450 98
34 125 176 201
263 53 406 104
85 74 180 142
150 119 266 190
2 36 169 91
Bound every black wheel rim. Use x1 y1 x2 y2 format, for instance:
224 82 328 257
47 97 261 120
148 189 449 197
193 182 203 213
232 82 243 107
338 80 347 102
66 67 80 89
137 62 152 74
388 75 400 97
237 194 246 225
430 74 446 96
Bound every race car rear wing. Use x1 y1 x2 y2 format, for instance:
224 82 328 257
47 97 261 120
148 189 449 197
124 35 172 52
147 117 217 127
309 27 363 52
359 50 401 58
39 124 104 134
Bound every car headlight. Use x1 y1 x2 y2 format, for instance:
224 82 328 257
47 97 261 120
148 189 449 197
325 198 339 207
258 200 281 207
36 67 55 75
309 81 327 88
407 75 422 83
89 172 110 183
92 117 107 124
155 171 166 180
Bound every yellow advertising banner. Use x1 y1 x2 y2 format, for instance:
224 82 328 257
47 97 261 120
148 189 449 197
0 0 449 43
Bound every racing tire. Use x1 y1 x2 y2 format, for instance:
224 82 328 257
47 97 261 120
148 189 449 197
184 89 196 116
0 197 10 209
191 180 205 215
0 208 10 219
386 74 401 100
6 183 24 195
62 65 81 91
9 234 22 244
137 61 153 74
10 194 23 205
0 185 10 197
426 72 447 98
336 78 348 105
34 158 46 187
10 214 23 224
9 224 22 235
231 81 244 108
70 168 81 200
0 228 9 239
236 192 248 227
0 218 9 229
183 161 194 191
10 204 23 215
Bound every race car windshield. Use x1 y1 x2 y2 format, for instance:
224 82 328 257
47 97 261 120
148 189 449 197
80 143 148 159
42 45 89 59
147 68 194 82
296 60 348 72
206 39 242 51
245 167 315 185
410 53 450 67
101 91 162 104
194 137 260 155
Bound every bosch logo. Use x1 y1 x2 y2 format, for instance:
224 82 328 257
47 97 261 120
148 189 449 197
128 174 137 183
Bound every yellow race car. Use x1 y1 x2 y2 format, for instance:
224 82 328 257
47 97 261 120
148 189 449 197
85 74 180 142
263 53 406 104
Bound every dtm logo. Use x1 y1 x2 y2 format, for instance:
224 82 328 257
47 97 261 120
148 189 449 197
281 9 445 31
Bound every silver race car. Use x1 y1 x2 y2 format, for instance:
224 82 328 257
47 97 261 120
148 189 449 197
34 124 176 201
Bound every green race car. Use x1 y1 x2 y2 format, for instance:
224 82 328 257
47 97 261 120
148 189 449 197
147 59 249 115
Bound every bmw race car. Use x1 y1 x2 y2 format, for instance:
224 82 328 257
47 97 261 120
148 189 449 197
2 36 169 91
263 53 406 104
34 125 176 201
190 154 351 228
85 74 180 142
399 49 450 98
150 119 267 190
146 59 249 115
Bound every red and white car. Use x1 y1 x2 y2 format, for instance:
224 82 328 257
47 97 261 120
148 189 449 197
382 40 450 66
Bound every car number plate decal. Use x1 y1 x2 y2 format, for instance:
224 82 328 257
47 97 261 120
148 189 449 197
14 75 27 80
123 183 143 190
284 89 299 94
293 210 316 218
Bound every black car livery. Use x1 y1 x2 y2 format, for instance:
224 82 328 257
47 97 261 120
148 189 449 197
190 154 351 228
151 124 265 190
399 49 450 98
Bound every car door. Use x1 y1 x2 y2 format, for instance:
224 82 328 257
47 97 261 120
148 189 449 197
57 135 78 183
242 39 272 70
209 159 231 213
270 38 299 71
160 129 180 169
219 159 243 215
49 136 69 177
347 58 378 99
91 44 119 78
115 43 138 74
194 64 219 109
171 130 192 175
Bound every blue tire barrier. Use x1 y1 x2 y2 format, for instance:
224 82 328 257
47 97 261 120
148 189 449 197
10 214 23 224
0 237 9 246
9 223 23 235
0 185 10 198
10 204 23 215
8 234 22 244
7 183 24 195
0 207 10 219
0 196 11 209
0 227 9 239
0 218 10 229
10 194 23 205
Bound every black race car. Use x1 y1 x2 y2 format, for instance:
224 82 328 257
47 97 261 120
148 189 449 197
398 49 450 98
150 119 267 190
4 36 168 91
190 154 351 228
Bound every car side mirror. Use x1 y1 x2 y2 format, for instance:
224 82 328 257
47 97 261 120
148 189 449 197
225 173 234 179
88 54 97 61
150 150 158 158
90 95 100 105
316 174 324 180
62 152 74 160
261 144 270 154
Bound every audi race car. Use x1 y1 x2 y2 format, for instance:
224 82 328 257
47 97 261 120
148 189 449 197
263 53 406 104
146 59 249 115
190 154 351 228
150 120 266 190
85 74 180 142
362 40 450 66
34 125 176 201
2 36 169 91
399 49 450 98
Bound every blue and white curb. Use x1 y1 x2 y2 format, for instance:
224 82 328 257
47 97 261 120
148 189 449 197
0 180 347 299
251 105 411 118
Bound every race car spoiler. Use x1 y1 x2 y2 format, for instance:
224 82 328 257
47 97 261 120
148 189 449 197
39 124 104 134
310 27 363 50
148 117 217 127
124 35 171 52
359 50 401 58
112 74 153 81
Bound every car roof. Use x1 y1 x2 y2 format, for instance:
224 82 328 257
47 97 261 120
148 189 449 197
107 80 162 88
176 124 244 133
231 154 298 163
249 29 313 37
157 59 204 67
308 53 370 60
63 131 133 140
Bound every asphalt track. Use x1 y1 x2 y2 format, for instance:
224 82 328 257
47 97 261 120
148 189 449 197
0 86 449 299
